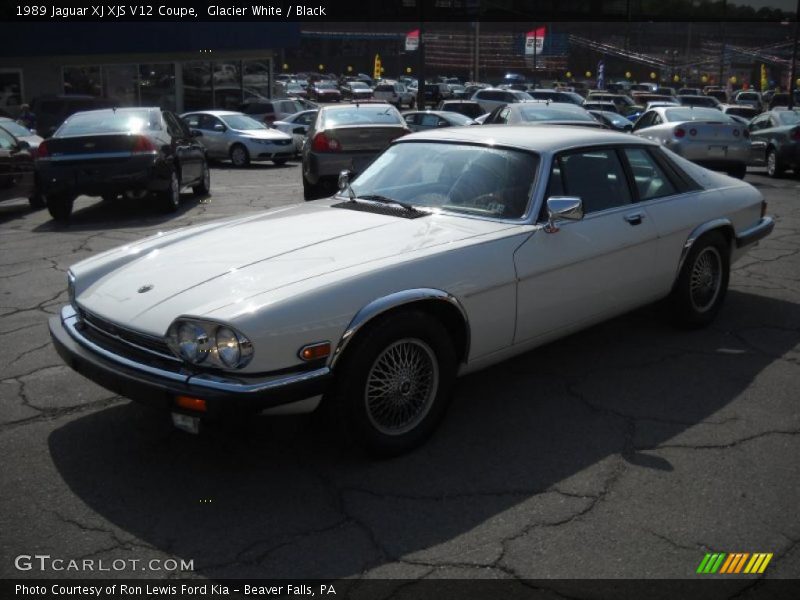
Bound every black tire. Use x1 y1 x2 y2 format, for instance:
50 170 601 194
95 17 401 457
302 173 321 201
272 158 288 166
192 160 211 196
727 164 747 180
28 193 45 210
667 231 730 328
230 144 250 168
46 194 74 222
325 310 457 456
158 169 181 212
766 148 783 178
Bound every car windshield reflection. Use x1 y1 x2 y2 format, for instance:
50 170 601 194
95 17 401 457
349 142 539 219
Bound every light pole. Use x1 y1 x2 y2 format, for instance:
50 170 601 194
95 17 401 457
789 0 799 109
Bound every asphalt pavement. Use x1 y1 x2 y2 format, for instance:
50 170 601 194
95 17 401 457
0 160 798 590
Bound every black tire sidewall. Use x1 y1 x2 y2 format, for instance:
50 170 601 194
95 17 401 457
192 160 210 196
670 231 730 328
230 144 249 167
332 310 457 456
46 194 74 221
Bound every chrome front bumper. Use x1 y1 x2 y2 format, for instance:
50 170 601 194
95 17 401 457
736 216 775 249
49 305 332 417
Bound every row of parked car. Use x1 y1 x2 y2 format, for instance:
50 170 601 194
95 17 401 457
1 88 797 221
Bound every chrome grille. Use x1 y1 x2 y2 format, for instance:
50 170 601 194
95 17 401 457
79 309 178 363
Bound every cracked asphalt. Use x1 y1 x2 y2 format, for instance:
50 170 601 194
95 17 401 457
0 160 798 588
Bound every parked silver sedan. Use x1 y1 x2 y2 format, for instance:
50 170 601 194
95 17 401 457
272 109 318 153
632 106 750 179
181 111 295 167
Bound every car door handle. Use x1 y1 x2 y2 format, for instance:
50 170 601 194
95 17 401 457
624 213 644 225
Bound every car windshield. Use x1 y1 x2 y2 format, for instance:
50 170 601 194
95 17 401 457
221 114 266 130
58 109 162 136
776 110 800 125
664 108 734 122
317 82 336 89
349 142 539 219
350 82 369 89
738 93 759 101
725 107 757 118
517 105 594 122
0 121 32 137
322 106 404 127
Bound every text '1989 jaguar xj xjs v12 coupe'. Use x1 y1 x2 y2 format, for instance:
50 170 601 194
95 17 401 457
50 126 774 455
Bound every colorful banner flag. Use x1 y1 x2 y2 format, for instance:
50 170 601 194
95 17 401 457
760 64 768 92
405 29 419 52
373 54 382 80
524 27 546 56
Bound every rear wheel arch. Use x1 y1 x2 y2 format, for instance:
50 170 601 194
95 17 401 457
673 220 734 290
331 289 471 372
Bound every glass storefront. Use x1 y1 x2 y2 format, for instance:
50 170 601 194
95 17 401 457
58 58 271 113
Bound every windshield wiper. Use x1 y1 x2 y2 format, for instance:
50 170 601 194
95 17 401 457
356 194 421 213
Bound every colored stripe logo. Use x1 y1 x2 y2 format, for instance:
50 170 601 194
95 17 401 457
697 553 772 574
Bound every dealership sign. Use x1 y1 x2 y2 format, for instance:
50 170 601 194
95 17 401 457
405 29 419 51
524 27 546 55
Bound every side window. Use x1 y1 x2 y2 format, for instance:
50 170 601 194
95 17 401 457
633 111 654 131
623 147 678 201
420 114 439 128
182 114 201 129
652 114 663 126
404 114 418 126
197 115 215 130
0 127 16 149
498 107 511 124
768 117 779 128
553 149 632 214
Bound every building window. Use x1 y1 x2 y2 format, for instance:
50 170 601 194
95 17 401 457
139 64 175 111
0 70 24 116
183 61 213 111
63 66 102 96
104 64 139 106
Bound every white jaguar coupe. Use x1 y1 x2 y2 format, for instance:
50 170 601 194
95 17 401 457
50 126 773 455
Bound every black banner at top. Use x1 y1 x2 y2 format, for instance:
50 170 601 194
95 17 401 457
0 0 797 22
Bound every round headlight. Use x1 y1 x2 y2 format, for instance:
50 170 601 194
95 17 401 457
215 326 240 368
177 322 210 363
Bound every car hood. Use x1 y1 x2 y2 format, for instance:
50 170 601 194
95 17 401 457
235 128 292 140
73 201 517 335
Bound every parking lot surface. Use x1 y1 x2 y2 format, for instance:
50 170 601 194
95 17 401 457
0 162 798 584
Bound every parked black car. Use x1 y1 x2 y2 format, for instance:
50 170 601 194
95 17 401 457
747 108 800 177
36 107 209 221
0 124 39 209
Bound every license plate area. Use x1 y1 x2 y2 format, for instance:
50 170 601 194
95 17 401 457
708 145 727 158
171 412 201 434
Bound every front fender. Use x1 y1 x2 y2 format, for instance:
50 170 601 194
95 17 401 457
330 288 470 369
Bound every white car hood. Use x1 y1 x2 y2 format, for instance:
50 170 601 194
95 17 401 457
74 201 515 335
236 128 292 140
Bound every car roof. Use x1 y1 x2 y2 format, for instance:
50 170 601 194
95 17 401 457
182 110 246 117
399 124 649 153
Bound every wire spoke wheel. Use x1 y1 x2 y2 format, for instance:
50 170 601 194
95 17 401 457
364 338 439 436
689 246 722 313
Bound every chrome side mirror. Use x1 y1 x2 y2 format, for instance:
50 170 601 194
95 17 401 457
545 196 584 233
338 169 355 201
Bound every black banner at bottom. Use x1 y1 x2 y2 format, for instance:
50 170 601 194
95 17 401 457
3 579 799 600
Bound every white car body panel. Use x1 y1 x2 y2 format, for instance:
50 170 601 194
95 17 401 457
64 126 771 407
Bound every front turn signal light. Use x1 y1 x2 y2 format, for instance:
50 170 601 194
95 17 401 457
298 342 331 361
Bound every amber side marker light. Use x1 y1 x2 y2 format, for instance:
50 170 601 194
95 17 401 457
299 342 331 361
175 396 207 412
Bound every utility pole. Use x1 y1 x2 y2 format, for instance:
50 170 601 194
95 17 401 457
718 0 726 87
416 7 426 110
474 21 480 83
789 0 799 109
